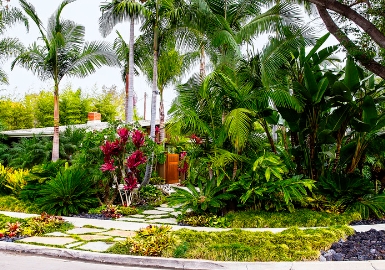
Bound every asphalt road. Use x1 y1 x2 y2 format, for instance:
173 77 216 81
0 251 168 270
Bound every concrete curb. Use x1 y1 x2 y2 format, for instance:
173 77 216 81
0 241 265 270
3 241 385 270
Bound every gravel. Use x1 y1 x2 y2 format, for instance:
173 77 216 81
321 229 385 261
350 218 385 225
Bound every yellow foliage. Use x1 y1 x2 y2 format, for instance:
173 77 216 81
0 163 29 195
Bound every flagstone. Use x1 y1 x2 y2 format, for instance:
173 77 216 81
147 218 178 225
118 217 145 222
66 242 84 248
19 236 76 246
113 237 127 242
77 235 111 241
66 228 106 235
142 210 168 215
99 229 136 238
145 214 170 219
45 232 69 237
155 207 175 212
127 214 145 218
78 241 113 252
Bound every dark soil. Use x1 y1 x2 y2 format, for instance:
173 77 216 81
321 229 385 261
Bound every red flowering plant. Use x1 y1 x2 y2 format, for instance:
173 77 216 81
100 127 154 206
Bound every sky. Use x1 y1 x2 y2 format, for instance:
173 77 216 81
1 1 340 121
1 0 176 120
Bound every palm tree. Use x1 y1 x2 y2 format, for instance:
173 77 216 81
136 34 198 142
0 1 28 84
112 30 142 118
12 0 118 161
139 0 187 186
99 0 147 123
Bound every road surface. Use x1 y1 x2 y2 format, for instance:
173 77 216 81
0 251 169 270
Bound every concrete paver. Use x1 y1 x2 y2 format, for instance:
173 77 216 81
148 218 177 224
78 241 114 252
19 236 77 246
141 209 168 215
100 230 136 238
78 235 112 241
66 227 107 234
154 207 175 212
45 232 69 237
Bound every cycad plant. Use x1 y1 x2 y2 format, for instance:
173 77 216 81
37 168 98 216
168 177 234 215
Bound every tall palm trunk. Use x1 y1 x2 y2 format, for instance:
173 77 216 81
199 45 205 78
125 72 129 122
142 21 159 187
159 88 165 143
52 82 60 161
127 16 135 123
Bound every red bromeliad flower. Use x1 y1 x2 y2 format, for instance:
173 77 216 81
190 134 202 144
100 160 116 172
126 150 146 172
178 161 189 173
100 140 122 159
124 174 138 191
132 130 145 148
117 127 129 143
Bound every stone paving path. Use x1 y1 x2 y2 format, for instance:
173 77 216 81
3 204 385 253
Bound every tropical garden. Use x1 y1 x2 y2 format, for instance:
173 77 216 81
0 0 385 262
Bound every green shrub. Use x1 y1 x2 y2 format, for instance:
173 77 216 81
139 185 166 206
0 195 40 213
37 168 98 215
177 213 229 227
168 177 234 214
223 209 361 228
169 226 354 261
23 212 74 236
120 206 138 216
108 225 175 257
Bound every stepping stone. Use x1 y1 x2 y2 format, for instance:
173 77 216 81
100 230 136 238
145 215 169 219
118 217 145 222
45 232 69 237
78 235 111 241
128 214 145 218
170 211 181 217
160 204 169 208
78 241 113 252
66 242 84 248
113 237 126 242
142 210 168 215
66 228 106 235
19 237 76 246
155 207 175 212
147 218 177 225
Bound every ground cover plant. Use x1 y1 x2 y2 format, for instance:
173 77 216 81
177 209 362 228
0 213 74 239
108 225 354 261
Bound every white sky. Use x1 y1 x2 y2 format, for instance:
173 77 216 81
1 0 181 120
0 1 339 121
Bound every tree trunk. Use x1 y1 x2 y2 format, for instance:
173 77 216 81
52 83 60 161
200 45 205 79
159 90 165 143
261 119 277 154
142 26 159 187
316 5 385 79
125 72 129 123
308 0 385 49
127 16 135 123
